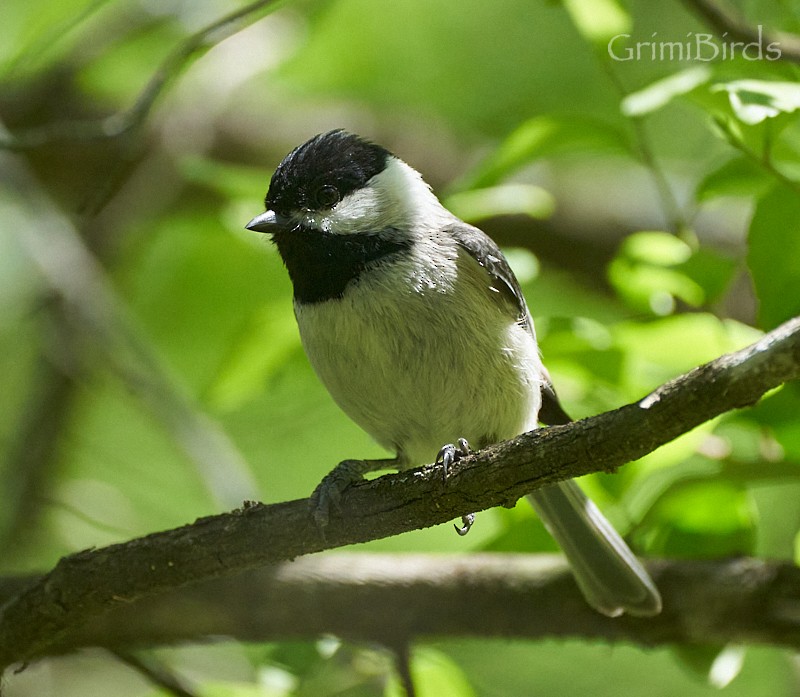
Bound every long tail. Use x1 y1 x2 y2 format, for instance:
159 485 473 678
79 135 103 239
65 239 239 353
527 480 662 617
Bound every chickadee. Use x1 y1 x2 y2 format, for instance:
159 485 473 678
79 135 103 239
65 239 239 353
246 129 661 617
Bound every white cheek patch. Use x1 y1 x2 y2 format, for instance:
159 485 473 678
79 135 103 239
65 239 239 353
322 187 383 234
304 157 449 235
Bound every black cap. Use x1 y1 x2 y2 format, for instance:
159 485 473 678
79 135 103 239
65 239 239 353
264 130 391 216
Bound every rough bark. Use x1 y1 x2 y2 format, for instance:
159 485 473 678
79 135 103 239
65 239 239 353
0 317 798 671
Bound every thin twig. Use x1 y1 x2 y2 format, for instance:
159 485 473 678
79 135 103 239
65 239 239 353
681 0 800 65
0 350 75 555
2 125 260 513
713 115 800 197
599 59 693 238
0 0 285 150
391 643 417 697
111 650 199 697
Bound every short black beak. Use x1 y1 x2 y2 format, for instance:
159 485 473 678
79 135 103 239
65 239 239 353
245 210 288 233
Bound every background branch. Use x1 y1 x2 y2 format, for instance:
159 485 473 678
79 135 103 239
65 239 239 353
0 316 798 671
3 554 797 654
1 142 259 511
681 0 800 64
0 0 283 150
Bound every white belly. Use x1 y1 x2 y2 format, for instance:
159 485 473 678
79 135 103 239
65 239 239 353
293 245 544 467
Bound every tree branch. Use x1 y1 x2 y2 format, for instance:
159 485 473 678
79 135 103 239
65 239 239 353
2 555 799 656
680 0 800 64
0 316 798 671
0 0 284 150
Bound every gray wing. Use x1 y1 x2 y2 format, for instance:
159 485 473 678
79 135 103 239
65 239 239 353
447 222 530 328
448 222 572 426
450 228 660 616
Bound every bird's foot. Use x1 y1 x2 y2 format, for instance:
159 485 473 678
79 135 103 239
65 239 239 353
435 438 476 536
310 458 375 530
435 438 471 481
454 512 476 536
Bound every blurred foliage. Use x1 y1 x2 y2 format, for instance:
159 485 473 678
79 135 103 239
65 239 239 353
2 0 800 695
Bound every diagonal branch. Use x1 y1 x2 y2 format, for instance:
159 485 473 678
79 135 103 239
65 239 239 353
0 316 798 671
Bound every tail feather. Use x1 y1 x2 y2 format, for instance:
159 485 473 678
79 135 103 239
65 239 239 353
527 481 661 617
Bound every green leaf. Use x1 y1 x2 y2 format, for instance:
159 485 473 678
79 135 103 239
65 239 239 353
675 247 738 305
385 647 476 697
609 261 705 313
646 481 757 558
463 115 628 189
713 80 800 125
621 66 712 118
748 184 800 328
612 314 762 392
672 645 746 689
619 231 693 266
608 233 705 314
696 156 772 201
795 529 800 565
181 156 269 201
503 247 541 284
562 0 631 45
443 184 554 223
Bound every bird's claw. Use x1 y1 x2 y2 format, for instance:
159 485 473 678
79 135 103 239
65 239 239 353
436 437 471 482
435 438 476 536
454 513 476 536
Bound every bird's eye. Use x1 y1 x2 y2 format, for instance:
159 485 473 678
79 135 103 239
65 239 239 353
315 184 341 209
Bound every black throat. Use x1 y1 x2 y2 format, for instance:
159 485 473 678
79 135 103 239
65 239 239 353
272 226 413 304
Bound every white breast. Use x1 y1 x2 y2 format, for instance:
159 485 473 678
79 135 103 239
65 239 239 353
293 232 544 467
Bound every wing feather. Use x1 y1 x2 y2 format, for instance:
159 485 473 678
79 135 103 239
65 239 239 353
448 222 572 425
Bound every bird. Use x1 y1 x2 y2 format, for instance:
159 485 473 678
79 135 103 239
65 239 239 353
246 129 662 618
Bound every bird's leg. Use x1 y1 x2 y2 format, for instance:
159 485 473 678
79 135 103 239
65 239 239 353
310 457 398 530
435 438 476 535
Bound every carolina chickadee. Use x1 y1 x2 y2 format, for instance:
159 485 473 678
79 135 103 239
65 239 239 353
246 130 661 617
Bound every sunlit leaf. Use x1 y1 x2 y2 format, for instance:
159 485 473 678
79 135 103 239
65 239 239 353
464 115 628 189
619 231 693 266
672 645 746 689
713 80 800 125
709 645 747 689
621 66 712 117
562 0 631 45
608 232 739 315
503 247 540 284
608 259 705 314
609 232 704 314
